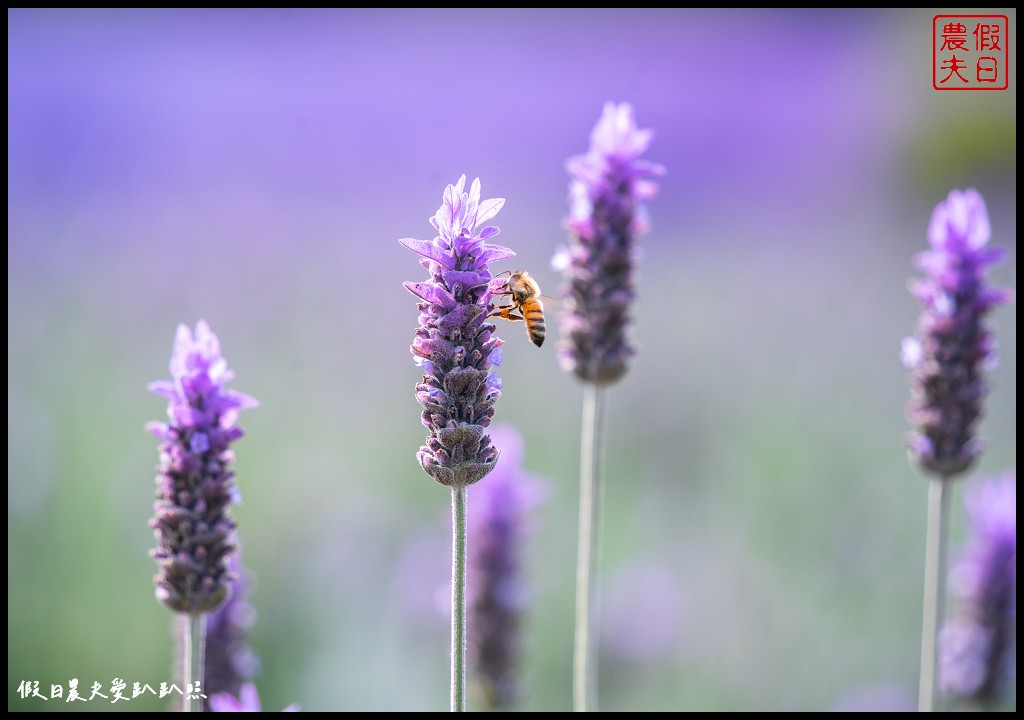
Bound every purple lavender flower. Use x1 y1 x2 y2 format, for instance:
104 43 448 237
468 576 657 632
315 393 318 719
939 472 1016 706
902 189 1011 477
147 320 257 614
401 175 515 488
203 551 260 709
209 682 300 712
467 424 547 711
557 102 665 385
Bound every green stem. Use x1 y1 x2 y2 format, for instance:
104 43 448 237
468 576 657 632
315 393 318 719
573 385 606 712
918 475 952 712
184 612 206 712
451 486 468 712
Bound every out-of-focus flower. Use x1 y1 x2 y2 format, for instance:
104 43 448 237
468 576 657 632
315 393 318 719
204 551 260 709
208 682 300 712
392 528 451 626
831 681 916 712
558 101 665 385
401 175 515 488
147 320 258 614
600 562 682 663
902 189 1011 478
467 424 547 711
939 472 1016 706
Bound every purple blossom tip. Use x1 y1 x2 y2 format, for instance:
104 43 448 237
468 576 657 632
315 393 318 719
209 683 300 713
403 176 514 488
903 189 1010 478
939 472 1016 706
559 102 663 385
148 320 256 614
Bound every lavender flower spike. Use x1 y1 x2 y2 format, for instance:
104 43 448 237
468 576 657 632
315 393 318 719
939 472 1016 707
902 189 1011 477
147 320 257 614
401 175 515 488
203 551 260 709
468 424 547 711
558 101 665 385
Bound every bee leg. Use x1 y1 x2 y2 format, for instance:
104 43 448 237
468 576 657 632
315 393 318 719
488 305 525 322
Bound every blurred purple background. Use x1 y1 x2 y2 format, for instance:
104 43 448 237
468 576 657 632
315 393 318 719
8 8 1016 712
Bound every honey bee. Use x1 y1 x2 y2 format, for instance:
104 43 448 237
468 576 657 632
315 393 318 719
489 270 546 347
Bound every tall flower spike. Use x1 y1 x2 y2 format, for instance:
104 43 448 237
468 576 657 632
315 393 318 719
147 320 258 614
467 424 547 711
902 189 1011 477
558 101 665 385
401 175 515 488
939 472 1016 707
203 551 260 709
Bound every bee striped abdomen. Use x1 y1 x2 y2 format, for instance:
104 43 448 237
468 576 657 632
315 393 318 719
523 300 546 347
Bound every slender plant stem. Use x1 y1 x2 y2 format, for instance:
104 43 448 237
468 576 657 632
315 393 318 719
573 385 606 712
184 613 206 712
918 475 952 712
451 486 468 712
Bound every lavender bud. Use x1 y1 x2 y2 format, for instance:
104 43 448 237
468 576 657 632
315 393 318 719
467 425 547 711
903 189 1011 478
939 472 1016 707
558 102 665 385
147 320 257 614
401 175 515 488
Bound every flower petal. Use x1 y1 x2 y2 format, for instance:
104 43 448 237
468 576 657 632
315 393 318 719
475 197 505 226
404 281 456 310
476 244 516 266
399 238 451 266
